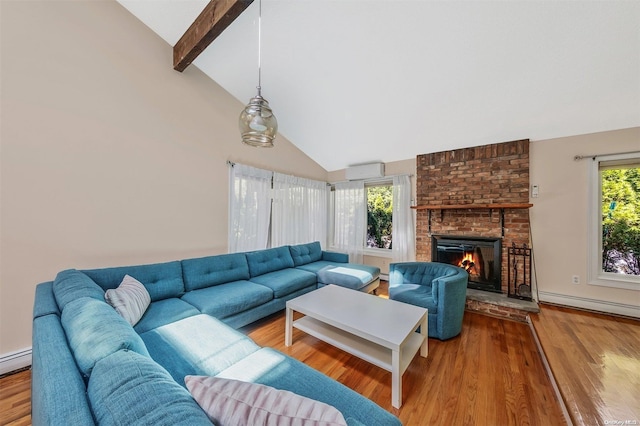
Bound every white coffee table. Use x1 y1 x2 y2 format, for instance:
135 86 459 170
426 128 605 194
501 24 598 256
285 284 428 408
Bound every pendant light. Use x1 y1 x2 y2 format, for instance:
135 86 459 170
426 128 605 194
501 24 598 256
239 0 277 147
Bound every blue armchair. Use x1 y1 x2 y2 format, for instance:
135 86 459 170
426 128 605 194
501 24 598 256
389 262 468 340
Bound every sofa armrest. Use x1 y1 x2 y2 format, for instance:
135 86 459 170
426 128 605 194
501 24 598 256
32 314 96 426
321 251 349 263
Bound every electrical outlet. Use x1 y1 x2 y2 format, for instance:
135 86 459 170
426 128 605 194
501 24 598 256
572 275 580 285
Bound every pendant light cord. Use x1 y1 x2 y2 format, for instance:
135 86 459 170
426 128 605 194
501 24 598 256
257 0 262 96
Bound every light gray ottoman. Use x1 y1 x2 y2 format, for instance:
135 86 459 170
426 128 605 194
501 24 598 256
316 264 380 294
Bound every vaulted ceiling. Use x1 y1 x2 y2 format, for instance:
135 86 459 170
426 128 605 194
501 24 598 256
117 0 639 171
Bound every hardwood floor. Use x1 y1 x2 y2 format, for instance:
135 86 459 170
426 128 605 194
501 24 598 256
0 368 31 426
244 308 566 425
530 303 640 426
1 289 638 425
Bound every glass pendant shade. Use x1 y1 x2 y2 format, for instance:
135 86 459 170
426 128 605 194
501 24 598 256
239 93 278 147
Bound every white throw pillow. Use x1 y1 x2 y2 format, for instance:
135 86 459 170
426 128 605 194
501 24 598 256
185 376 348 426
104 275 151 326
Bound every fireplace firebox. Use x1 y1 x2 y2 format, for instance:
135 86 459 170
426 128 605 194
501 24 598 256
432 235 502 293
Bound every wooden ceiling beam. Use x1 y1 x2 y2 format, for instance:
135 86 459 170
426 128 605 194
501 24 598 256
173 0 253 72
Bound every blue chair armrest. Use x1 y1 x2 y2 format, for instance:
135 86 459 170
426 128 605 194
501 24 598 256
433 268 468 338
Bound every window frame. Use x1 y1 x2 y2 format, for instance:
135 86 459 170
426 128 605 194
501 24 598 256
587 152 640 290
328 178 394 255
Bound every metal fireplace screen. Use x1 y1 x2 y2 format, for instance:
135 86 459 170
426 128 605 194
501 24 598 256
432 235 502 293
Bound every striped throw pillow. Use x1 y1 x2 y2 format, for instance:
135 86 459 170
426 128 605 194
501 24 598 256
104 275 150 326
185 376 347 426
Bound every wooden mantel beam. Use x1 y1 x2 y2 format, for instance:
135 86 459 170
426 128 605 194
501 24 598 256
173 0 254 72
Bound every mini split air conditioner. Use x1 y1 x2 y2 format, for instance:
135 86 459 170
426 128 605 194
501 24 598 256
345 163 385 180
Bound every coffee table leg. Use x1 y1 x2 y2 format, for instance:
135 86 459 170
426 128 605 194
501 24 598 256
391 350 401 408
285 306 293 346
420 314 428 357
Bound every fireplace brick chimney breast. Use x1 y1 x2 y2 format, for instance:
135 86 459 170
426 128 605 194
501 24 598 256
416 139 531 293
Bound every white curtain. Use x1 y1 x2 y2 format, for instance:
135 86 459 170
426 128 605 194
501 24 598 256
392 175 416 262
334 180 365 263
228 164 273 253
272 173 329 247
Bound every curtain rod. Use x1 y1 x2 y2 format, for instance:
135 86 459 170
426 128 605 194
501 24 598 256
229 161 412 184
574 150 640 161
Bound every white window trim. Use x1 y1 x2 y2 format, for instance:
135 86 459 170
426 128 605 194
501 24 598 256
328 179 395 253
587 152 640 290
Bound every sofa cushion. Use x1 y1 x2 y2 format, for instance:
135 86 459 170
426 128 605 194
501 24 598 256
61 297 150 377
140 315 260 383
182 253 250 291
181 281 273 319
105 275 151 326
88 350 211 426
249 268 317 298
83 260 185 302
215 348 402 426
296 260 344 275
185 376 347 426
246 246 294 277
53 269 105 311
134 298 201 334
289 242 323 266
388 284 438 313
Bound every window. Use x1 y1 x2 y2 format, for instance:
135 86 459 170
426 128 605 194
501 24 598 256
366 184 393 250
589 153 640 289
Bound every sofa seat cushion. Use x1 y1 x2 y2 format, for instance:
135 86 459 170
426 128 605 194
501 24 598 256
53 269 105 311
388 284 438 313
246 246 295 277
88 350 212 426
140 315 260 383
295 260 345 275
289 241 323 266
61 297 150 377
214 348 402 426
181 281 273 319
185 376 347 426
134 298 201 334
83 260 185 302
249 268 317 298
182 253 250 291
317 265 380 290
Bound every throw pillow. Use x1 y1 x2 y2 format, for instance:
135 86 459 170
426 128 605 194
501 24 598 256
104 275 150 326
184 375 348 426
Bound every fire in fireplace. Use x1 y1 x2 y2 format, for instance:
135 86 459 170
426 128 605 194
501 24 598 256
432 235 502 293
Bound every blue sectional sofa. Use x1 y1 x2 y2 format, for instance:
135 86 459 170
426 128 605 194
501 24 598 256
32 242 396 426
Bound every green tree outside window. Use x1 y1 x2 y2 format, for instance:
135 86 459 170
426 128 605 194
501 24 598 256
601 167 640 275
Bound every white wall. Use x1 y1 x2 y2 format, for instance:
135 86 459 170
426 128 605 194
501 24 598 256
0 0 327 360
530 128 640 317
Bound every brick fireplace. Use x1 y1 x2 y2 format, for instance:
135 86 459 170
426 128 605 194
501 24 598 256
415 139 531 295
